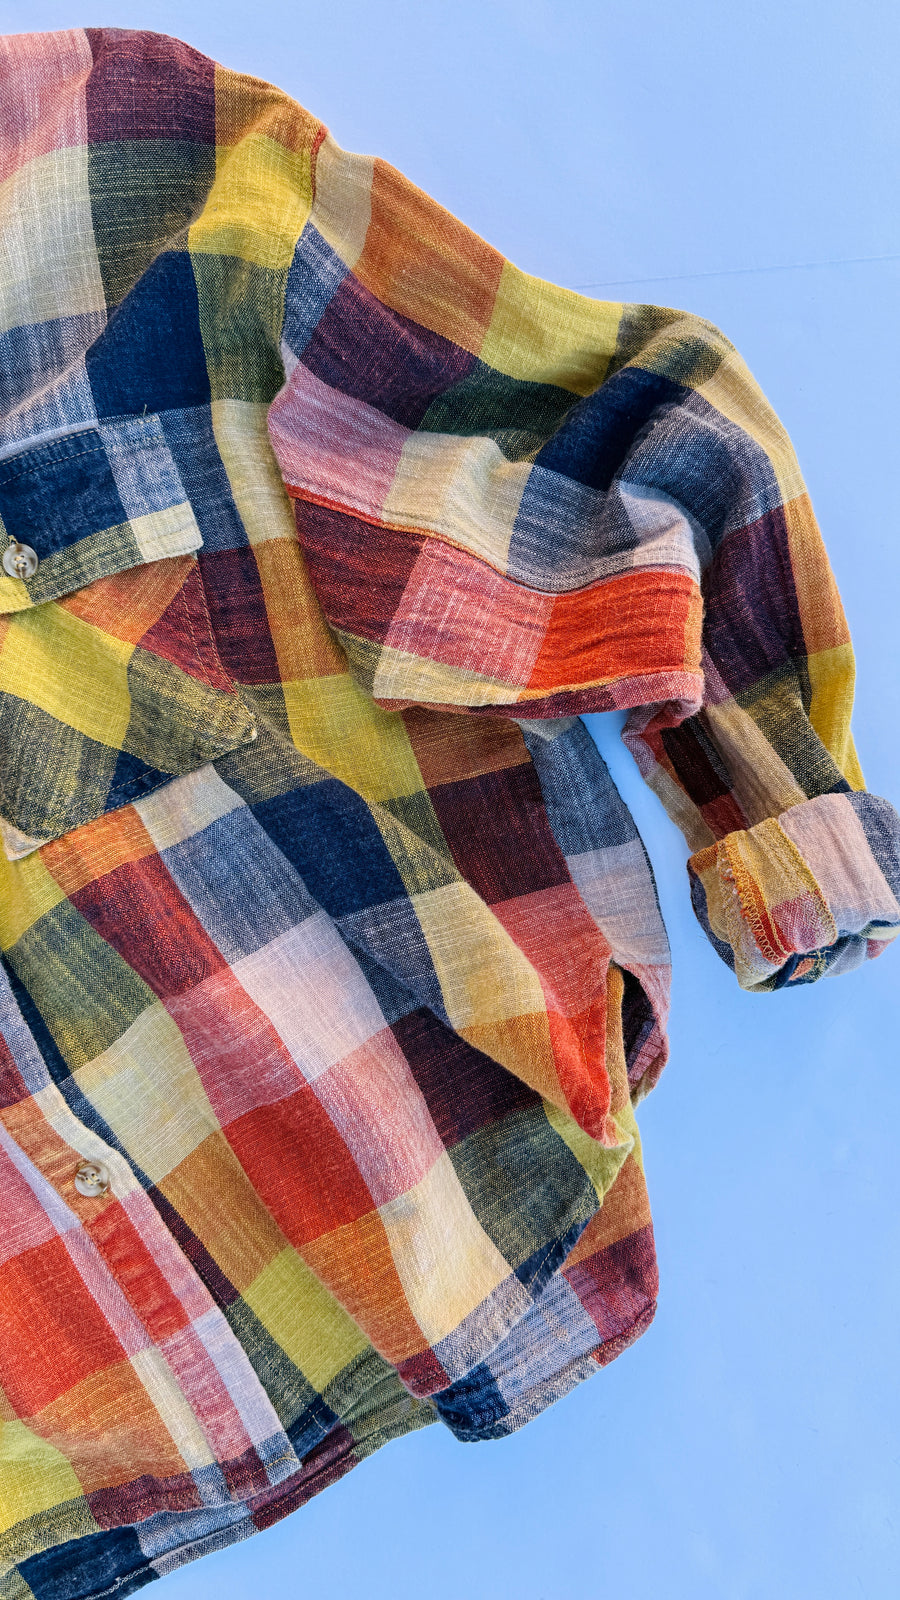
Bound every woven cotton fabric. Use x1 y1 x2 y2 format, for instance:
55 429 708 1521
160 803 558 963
1 25 898 1599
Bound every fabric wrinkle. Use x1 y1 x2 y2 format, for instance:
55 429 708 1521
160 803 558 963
0 24 898 1599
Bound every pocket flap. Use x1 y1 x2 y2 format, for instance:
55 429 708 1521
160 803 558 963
0 417 206 614
0 426 257 859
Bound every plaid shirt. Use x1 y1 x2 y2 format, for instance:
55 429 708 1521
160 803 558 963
1 25 898 1598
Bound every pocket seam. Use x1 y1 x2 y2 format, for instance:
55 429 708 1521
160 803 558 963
0 441 108 489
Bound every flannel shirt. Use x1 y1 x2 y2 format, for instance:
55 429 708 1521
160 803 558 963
1 25 899 1600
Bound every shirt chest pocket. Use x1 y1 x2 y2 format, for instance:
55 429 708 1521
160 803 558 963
0 426 257 861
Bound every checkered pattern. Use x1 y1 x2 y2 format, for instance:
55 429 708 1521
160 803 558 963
0 25 897 1598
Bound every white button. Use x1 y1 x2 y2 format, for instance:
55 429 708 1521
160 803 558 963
74 1160 110 1198
2 541 39 579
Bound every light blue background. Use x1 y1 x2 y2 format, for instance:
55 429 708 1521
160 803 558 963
5 4 899 1595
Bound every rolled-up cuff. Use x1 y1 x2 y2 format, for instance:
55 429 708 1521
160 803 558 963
687 792 900 990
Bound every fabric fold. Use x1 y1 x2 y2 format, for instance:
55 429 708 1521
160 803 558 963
0 22 897 1599
687 792 900 989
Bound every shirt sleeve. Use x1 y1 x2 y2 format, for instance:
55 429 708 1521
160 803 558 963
266 130 900 992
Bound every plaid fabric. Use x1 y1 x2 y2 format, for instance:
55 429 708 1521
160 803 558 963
0 25 898 1598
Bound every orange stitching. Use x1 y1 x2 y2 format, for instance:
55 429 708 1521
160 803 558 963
718 821 838 970
721 839 786 966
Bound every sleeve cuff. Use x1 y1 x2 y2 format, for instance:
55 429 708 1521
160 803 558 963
687 792 900 990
